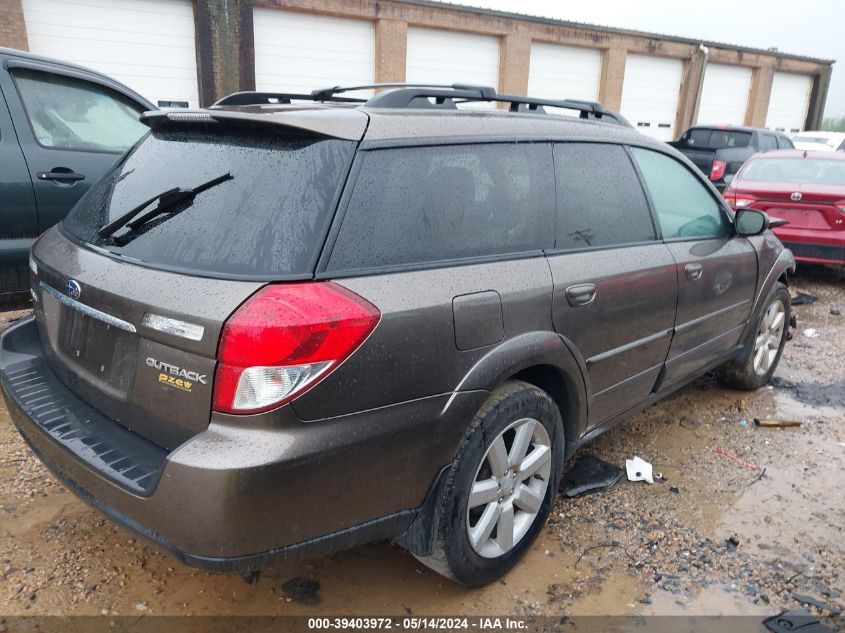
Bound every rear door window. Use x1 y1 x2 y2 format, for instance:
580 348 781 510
63 128 354 277
553 143 656 250
631 148 729 240
326 143 554 271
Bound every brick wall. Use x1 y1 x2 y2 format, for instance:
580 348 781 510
0 0 28 51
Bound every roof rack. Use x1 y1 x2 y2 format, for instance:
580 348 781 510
212 91 367 107
213 84 631 127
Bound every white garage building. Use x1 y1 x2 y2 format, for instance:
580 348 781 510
20 0 200 107
5 0 832 136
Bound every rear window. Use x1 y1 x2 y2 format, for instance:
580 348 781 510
740 158 845 185
63 128 354 277
685 129 751 149
326 143 554 271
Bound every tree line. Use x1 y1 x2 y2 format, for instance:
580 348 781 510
822 116 845 132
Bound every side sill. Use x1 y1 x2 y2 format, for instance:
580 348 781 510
577 346 743 446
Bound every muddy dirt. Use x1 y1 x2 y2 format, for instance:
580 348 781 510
0 267 843 622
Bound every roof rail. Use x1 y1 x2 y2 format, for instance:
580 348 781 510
309 83 497 101
354 83 628 126
214 84 632 128
370 84 614 120
212 91 367 107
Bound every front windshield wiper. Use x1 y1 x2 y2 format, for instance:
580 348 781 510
97 172 233 240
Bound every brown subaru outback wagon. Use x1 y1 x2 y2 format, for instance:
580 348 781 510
0 85 794 586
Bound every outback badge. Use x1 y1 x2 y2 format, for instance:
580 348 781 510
65 279 81 299
146 357 207 393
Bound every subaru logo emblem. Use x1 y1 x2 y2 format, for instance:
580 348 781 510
790 192 802 202
65 279 81 299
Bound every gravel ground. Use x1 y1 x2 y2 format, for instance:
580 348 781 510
0 266 843 622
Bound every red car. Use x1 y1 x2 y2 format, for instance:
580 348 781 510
723 150 845 266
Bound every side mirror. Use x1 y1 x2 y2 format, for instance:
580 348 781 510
734 209 768 236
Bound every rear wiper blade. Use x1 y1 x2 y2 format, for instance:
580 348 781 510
97 172 233 239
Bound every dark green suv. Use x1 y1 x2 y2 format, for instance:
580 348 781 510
0 48 152 301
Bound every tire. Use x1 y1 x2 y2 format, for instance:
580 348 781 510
414 380 565 586
716 282 790 390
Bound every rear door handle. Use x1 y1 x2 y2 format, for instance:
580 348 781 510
565 283 597 307
37 168 85 183
685 263 703 281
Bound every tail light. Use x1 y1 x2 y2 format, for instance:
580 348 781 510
212 282 380 414
710 160 727 181
836 200 845 214
723 192 757 209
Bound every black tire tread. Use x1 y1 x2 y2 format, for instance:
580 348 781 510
414 380 562 585
716 282 790 390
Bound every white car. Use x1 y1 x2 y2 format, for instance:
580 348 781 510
791 131 845 152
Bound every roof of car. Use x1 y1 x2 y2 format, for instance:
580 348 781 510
747 149 845 160
686 124 783 134
145 98 665 149
793 131 845 138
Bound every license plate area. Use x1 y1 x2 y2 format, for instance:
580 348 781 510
766 207 830 230
40 290 138 399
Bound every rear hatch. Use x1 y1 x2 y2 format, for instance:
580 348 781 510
734 183 845 231
730 156 845 234
30 114 360 449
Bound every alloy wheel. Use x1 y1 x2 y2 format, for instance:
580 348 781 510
753 298 786 375
466 417 552 558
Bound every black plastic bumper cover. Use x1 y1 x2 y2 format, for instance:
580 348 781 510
0 318 166 495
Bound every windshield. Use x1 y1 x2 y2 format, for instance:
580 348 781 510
62 127 354 277
740 157 845 185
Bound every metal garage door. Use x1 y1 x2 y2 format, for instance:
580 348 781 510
697 63 752 126
766 72 813 133
620 54 683 141
527 42 602 104
406 27 499 107
22 0 199 107
253 8 374 95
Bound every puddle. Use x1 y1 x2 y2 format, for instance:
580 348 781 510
770 377 845 411
643 582 776 616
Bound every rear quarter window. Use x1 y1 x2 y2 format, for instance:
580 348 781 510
63 128 354 277
759 134 778 152
326 143 554 271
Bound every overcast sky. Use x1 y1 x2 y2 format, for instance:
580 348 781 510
448 0 844 121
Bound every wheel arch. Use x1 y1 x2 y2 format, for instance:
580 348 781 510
743 247 796 343
399 333 588 559
454 331 589 459
510 364 582 460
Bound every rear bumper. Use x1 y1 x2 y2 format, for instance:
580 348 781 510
0 318 485 571
774 228 845 265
